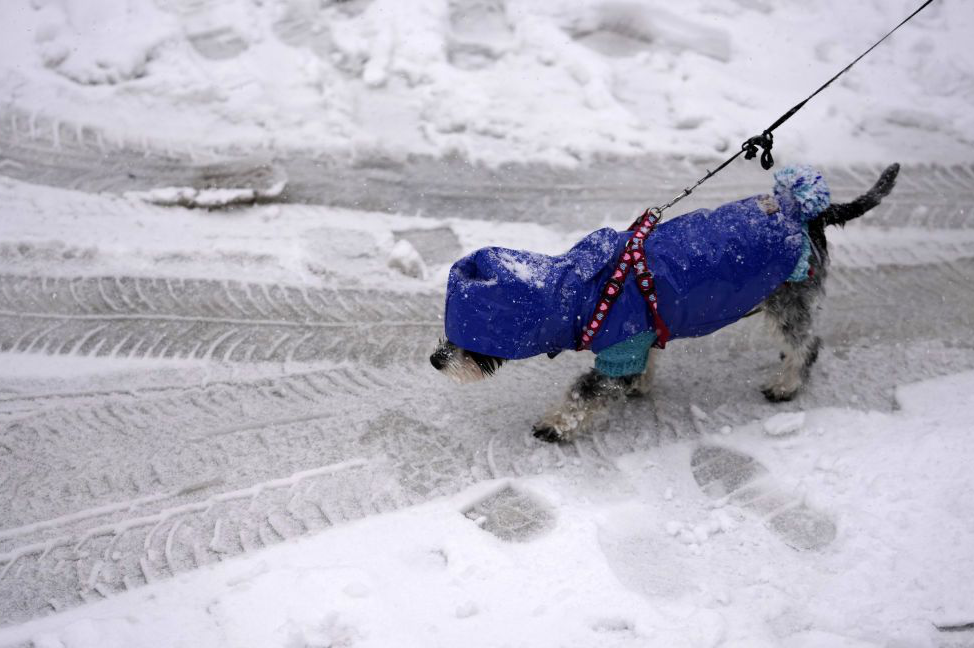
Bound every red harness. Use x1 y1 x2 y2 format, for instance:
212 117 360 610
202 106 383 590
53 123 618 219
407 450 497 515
577 209 672 351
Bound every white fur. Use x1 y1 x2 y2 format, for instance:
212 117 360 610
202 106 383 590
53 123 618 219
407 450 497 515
440 353 487 384
761 318 819 400
760 350 806 399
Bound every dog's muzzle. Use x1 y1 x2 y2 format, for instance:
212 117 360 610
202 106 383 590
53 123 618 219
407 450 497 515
430 349 449 371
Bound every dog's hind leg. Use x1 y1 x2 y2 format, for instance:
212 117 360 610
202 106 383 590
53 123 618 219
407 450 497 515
760 278 824 402
758 163 895 401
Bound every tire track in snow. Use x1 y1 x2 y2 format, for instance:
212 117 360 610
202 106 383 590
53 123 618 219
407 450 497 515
0 275 441 366
3 107 972 228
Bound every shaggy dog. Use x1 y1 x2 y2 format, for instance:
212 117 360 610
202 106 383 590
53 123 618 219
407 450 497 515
430 164 900 442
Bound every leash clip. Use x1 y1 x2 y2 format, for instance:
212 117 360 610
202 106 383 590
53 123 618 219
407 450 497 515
742 131 774 170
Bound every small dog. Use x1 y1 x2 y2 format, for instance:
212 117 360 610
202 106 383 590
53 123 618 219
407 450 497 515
431 164 899 442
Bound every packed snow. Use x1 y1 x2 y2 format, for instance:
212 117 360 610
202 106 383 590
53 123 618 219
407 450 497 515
127 181 287 208
388 238 427 279
762 411 805 437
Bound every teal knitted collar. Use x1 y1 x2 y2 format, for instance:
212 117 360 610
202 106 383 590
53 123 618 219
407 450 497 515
594 331 657 377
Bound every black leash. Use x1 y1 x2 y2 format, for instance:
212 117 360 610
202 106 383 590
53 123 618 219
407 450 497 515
649 0 935 217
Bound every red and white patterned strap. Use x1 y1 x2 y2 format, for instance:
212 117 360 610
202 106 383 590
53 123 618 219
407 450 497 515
577 209 672 351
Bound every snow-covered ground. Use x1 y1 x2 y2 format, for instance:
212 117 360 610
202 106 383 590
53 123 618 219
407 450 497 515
2 370 973 648
2 0 974 646
0 0 972 165
1 166 973 647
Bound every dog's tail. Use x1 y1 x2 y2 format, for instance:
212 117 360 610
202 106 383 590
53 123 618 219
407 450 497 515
820 163 900 227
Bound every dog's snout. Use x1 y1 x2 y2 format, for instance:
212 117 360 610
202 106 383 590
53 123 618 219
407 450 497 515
430 352 446 370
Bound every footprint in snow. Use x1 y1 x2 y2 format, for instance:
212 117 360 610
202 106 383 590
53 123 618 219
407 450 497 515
463 486 555 542
690 445 836 551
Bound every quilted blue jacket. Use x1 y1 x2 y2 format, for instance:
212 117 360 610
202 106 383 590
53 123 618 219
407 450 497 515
444 166 830 359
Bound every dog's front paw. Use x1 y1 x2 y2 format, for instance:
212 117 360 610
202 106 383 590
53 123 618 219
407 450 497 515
532 423 565 443
761 385 797 403
532 408 585 443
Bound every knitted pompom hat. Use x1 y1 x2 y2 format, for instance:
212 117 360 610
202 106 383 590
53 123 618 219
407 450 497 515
773 165 831 222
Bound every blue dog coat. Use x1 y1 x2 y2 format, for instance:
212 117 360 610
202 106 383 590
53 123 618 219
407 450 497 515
444 166 830 361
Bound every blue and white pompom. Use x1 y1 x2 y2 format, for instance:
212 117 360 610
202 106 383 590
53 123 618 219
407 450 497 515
774 165 831 222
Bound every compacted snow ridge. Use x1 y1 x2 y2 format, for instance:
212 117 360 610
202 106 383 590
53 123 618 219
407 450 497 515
1 0 973 646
